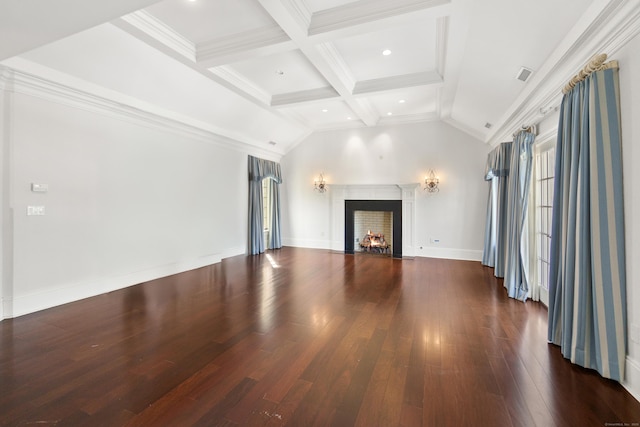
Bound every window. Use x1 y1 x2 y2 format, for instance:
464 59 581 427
535 147 555 297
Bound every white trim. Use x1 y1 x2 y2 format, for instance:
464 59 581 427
196 26 292 67
271 86 340 107
282 238 330 249
209 66 272 106
120 10 196 61
314 42 357 93
352 71 443 95
3 247 245 319
0 60 286 159
416 247 483 261
377 112 439 126
308 0 450 36
623 355 640 402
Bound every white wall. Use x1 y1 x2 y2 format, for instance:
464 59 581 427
280 121 490 260
616 31 640 401
1 86 250 318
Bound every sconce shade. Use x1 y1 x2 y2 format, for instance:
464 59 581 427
424 170 439 193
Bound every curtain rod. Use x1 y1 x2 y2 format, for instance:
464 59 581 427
562 53 619 94
512 124 538 139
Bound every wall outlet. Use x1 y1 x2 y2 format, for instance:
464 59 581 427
27 206 46 216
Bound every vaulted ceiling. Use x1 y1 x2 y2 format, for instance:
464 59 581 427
1 0 628 155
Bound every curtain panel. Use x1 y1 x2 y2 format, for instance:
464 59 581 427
547 67 627 382
503 131 536 301
248 155 283 255
482 142 512 277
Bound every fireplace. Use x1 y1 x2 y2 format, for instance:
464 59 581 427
329 184 418 258
345 200 402 258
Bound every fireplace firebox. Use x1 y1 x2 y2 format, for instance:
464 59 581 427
345 200 402 258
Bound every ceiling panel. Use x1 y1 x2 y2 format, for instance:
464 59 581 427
365 86 439 117
282 100 357 127
332 21 438 82
227 49 330 95
145 0 277 43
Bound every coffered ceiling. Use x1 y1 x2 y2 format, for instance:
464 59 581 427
0 0 614 154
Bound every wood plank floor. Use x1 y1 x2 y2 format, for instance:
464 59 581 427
1 247 639 426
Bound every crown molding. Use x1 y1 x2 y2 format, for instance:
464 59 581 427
487 0 640 146
271 87 340 107
353 71 443 95
0 63 288 158
119 10 195 62
308 0 450 36
377 112 439 126
196 26 293 68
209 66 271 106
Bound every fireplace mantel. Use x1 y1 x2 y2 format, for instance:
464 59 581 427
330 184 419 257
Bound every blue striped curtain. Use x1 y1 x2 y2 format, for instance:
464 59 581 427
503 131 535 301
482 142 512 277
547 66 627 382
248 155 283 255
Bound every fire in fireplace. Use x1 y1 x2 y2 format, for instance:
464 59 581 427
360 230 390 254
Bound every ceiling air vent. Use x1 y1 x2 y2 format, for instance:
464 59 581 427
516 67 533 82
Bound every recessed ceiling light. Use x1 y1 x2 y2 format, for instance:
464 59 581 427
322 109 328 113
387 112 393 116
399 99 405 104
382 49 392 56
347 117 352 120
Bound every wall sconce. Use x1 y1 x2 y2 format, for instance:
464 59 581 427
424 170 440 193
314 173 327 193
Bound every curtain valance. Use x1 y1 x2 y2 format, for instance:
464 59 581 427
484 142 511 180
248 155 283 183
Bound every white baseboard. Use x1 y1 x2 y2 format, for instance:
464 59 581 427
623 355 640 402
3 250 245 319
282 237 330 250
416 247 483 262
283 238 483 262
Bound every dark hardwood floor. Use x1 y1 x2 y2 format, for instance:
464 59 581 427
1 247 639 426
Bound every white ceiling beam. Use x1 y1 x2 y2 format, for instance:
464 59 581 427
257 0 379 126
120 10 195 61
309 0 449 36
196 27 296 68
352 71 443 96
271 87 340 107
113 17 312 132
